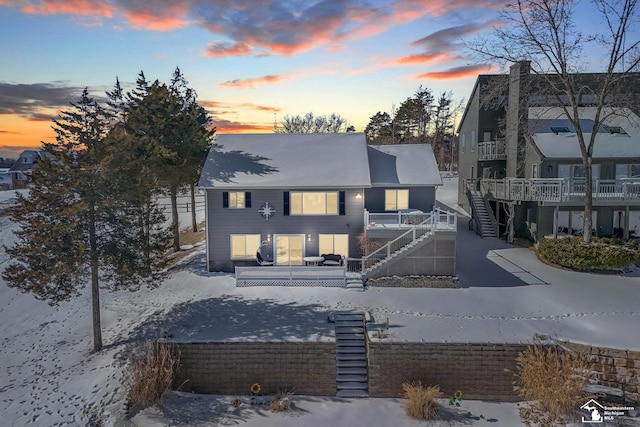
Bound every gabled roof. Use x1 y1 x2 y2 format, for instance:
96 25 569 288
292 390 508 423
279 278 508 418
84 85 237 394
9 150 49 173
368 144 442 186
528 107 640 159
198 133 372 189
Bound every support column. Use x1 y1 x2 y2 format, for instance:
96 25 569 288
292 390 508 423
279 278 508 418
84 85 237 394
553 205 559 238
624 206 630 239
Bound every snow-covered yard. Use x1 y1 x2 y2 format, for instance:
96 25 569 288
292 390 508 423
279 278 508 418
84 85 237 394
1 178 639 426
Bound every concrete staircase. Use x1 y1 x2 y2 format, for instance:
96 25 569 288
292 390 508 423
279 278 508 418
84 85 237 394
345 273 364 291
468 191 497 238
334 312 368 398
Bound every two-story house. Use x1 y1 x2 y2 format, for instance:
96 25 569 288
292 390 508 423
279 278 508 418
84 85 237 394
8 150 49 190
198 133 456 280
458 62 640 240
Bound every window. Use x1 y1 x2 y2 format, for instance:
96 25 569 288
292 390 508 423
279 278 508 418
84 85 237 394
532 164 538 178
15 172 27 181
551 126 571 134
606 126 627 135
230 234 261 259
461 133 466 153
385 189 409 210
471 130 476 152
223 191 251 208
616 164 640 179
319 234 349 257
289 191 339 215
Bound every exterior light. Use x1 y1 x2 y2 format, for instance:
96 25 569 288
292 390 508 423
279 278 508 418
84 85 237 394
356 193 362 199
307 234 311 241
267 234 271 242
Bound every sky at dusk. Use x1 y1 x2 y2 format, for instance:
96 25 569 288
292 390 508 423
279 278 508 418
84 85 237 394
0 0 617 158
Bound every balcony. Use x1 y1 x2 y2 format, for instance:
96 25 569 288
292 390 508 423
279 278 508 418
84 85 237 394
479 178 640 204
477 140 506 161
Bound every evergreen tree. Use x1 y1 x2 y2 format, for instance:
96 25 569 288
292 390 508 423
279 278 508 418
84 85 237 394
3 88 169 353
364 111 395 144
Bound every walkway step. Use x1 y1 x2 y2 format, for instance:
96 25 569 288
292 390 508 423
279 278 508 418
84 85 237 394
337 347 365 354
337 374 368 382
336 334 364 341
334 313 363 320
337 367 367 375
336 389 368 398
336 340 364 346
337 382 369 390
336 320 364 327
337 360 367 368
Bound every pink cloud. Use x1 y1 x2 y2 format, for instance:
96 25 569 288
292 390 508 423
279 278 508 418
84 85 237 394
219 75 287 89
382 52 451 66
203 42 251 58
417 64 497 80
22 0 113 17
124 5 189 31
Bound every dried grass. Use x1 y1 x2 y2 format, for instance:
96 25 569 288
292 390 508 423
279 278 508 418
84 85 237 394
127 343 180 410
269 390 294 412
514 342 590 425
402 382 443 420
357 232 384 256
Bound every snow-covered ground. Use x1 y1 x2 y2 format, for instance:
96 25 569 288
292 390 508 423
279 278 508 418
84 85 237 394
1 180 639 426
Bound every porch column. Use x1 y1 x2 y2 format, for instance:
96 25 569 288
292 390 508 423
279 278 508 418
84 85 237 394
624 206 630 239
553 205 559 238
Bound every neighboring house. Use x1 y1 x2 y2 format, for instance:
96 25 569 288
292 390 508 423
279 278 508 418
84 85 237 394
0 168 11 190
458 62 640 240
198 133 455 277
8 150 48 190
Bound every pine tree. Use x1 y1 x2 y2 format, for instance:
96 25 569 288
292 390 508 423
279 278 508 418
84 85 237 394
3 88 168 353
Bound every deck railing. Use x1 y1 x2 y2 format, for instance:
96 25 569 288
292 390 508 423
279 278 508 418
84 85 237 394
364 210 429 227
235 266 347 287
359 208 456 274
480 178 640 203
477 140 507 161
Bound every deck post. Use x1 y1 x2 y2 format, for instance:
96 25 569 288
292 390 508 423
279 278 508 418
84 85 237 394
624 206 630 239
553 205 559 238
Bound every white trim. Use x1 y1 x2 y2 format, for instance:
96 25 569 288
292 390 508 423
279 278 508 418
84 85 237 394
205 190 210 272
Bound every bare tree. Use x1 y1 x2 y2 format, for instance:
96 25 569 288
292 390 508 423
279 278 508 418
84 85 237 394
276 112 351 133
470 0 640 242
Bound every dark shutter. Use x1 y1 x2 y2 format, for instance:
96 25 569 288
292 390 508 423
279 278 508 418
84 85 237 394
283 191 290 216
339 191 345 215
245 192 251 208
222 192 229 208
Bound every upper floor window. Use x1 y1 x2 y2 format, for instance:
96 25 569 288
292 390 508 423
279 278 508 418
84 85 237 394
290 191 338 215
385 189 409 211
471 130 476 152
223 191 251 209
558 164 599 181
606 126 627 135
616 164 640 179
460 133 466 154
22 156 32 164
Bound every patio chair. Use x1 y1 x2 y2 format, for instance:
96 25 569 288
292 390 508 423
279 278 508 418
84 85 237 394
256 251 274 266
321 253 343 266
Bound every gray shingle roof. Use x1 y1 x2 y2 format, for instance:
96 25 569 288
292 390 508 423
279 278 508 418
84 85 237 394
198 133 372 189
367 144 442 186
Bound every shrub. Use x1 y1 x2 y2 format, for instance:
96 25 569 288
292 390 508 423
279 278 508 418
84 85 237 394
537 237 640 271
402 382 443 420
514 342 590 425
269 390 294 412
357 232 384 256
127 342 180 410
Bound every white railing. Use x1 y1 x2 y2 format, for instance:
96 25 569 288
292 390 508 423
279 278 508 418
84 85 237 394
364 210 429 227
477 140 507 161
235 266 346 287
360 208 457 274
480 178 640 203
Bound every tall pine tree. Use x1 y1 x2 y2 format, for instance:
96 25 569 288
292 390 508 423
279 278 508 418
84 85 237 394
3 88 168 353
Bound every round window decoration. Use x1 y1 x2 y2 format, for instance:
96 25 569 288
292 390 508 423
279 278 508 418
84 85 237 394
259 202 276 220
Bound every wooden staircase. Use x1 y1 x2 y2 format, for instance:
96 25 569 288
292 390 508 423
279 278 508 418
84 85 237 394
468 191 497 238
333 312 368 398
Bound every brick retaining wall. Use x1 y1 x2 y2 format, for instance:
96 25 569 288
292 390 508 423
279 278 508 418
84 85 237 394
167 342 336 395
163 340 639 403
368 342 527 401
